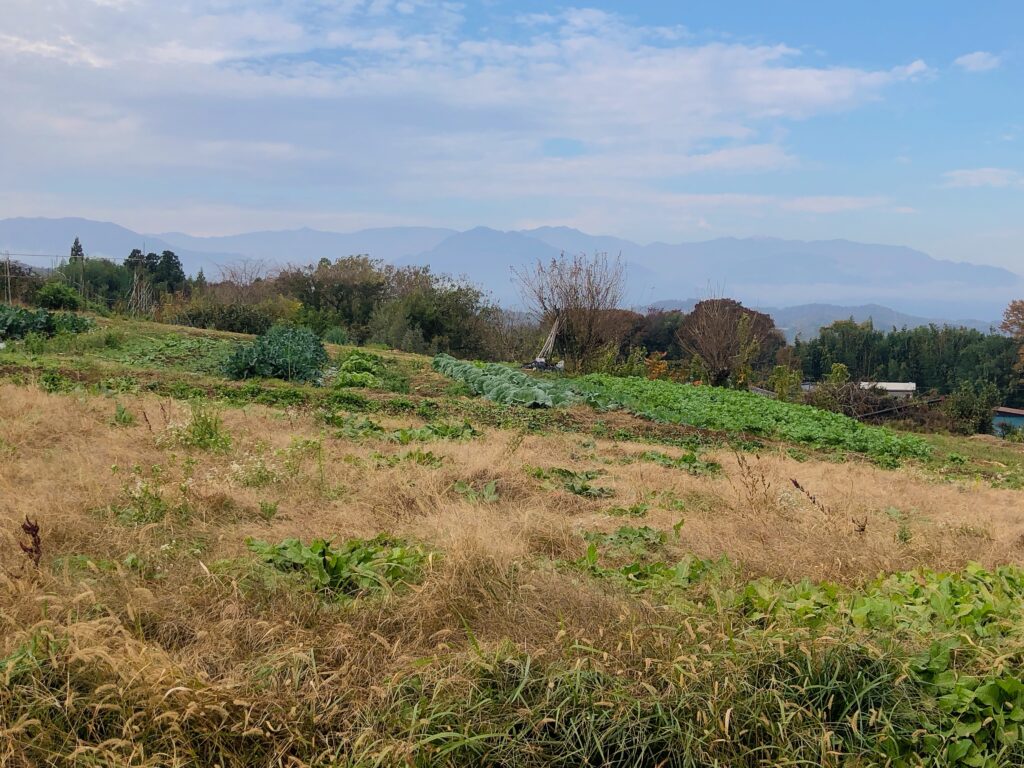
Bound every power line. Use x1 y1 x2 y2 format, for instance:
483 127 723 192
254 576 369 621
1 252 68 259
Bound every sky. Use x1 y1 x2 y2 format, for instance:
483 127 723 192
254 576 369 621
1 0 1022 270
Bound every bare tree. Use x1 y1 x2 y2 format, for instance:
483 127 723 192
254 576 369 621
214 259 274 303
677 297 784 386
479 306 544 362
513 252 626 371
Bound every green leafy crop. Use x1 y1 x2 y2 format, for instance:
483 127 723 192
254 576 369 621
224 325 328 383
0 303 93 340
572 375 930 464
433 353 575 408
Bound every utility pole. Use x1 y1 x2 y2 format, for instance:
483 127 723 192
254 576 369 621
3 251 10 304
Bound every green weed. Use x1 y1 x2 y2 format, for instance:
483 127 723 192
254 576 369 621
245 534 429 599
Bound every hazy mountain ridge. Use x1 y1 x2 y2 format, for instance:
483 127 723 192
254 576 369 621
1 216 1019 322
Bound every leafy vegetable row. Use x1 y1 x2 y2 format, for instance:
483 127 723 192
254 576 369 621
432 353 575 407
572 374 931 463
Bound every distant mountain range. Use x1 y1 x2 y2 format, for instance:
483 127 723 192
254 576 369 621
1 216 1018 328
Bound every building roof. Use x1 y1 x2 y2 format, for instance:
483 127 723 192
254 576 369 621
994 406 1024 417
859 382 917 392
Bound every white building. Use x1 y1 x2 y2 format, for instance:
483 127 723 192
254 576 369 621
859 382 917 399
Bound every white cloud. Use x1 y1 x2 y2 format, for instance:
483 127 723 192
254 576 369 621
953 51 1001 72
0 1 929 233
943 168 1023 188
780 196 887 214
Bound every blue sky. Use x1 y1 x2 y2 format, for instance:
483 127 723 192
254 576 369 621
1 1 1021 269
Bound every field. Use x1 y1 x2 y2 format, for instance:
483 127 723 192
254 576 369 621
3 317 1024 766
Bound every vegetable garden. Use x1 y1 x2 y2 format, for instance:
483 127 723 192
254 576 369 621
1 318 1022 767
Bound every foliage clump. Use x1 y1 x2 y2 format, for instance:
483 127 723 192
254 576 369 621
164 402 232 452
34 282 84 311
246 534 428 598
224 324 327 383
0 304 93 340
171 301 275 335
334 349 409 392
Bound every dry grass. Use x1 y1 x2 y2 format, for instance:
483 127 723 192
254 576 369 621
3 382 1024 765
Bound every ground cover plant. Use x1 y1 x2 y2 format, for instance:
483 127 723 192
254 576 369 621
2 318 1024 766
433 352 575 407
245 534 429 598
0 303 93 340
573 373 931 464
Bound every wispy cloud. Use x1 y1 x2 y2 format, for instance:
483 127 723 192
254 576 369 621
953 51 1001 72
943 168 1023 188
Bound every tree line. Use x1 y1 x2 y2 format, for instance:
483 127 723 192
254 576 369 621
8 238 1023 409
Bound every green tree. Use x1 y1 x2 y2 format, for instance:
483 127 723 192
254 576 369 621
124 249 145 270
153 250 186 294
769 365 802 401
69 237 84 263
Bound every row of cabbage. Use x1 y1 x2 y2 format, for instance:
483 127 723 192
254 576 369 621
432 353 575 407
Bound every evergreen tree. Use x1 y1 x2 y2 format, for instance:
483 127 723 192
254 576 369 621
154 250 186 293
69 237 85 263
125 249 145 270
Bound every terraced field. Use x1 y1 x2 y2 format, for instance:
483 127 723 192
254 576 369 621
3 316 1024 766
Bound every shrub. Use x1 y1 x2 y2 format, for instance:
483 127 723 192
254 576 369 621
34 282 83 311
944 381 1000 435
224 325 328 383
171 301 274 335
323 326 349 345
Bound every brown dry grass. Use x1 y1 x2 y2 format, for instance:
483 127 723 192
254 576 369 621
2 382 1023 764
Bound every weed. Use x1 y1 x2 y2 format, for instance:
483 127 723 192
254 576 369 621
896 524 913 545
637 449 721 476
525 466 613 498
386 421 478 444
18 517 42 567
112 402 135 427
323 390 375 412
38 370 74 393
374 449 444 468
579 544 715 591
584 525 665 554
334 413 387 440
246 534 429 598
604 502 650 518
166 402 232 452
97 375 140 394
454 479 500 503
564 478 614 498
258 501 279 521
109 467 177 525
232 456 280 488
